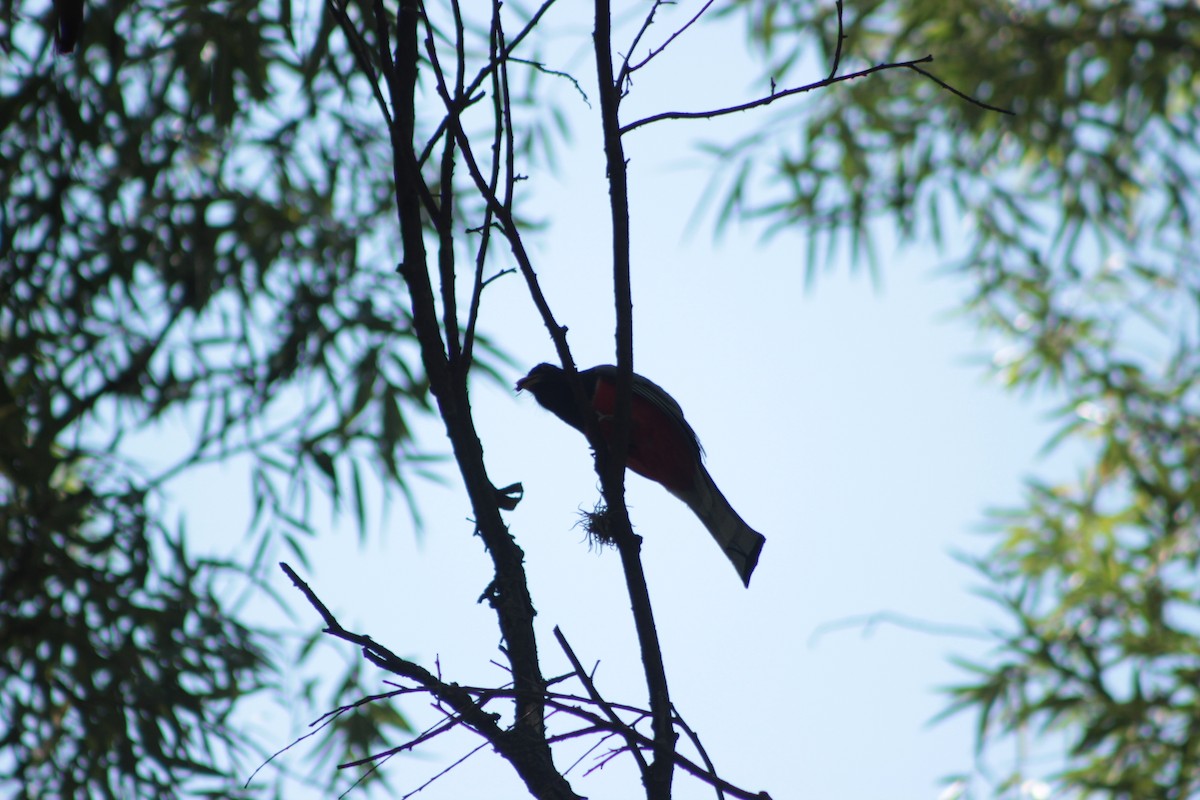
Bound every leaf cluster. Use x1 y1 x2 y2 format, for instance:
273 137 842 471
713 2 1200 796
0 0 516 792
946 258 1200 797
712 0 1200 283
0 471 265 799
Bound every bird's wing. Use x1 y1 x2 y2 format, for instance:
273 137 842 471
586 366 704 459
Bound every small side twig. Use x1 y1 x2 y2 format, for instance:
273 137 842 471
906 63 1014 115
554 626 650 777
617 0 665 87
622 0 716 83
510 57 591 105
325 0 393 128
826 0 845 81
671 703 725 800
534 695 772 800
399 741 490 800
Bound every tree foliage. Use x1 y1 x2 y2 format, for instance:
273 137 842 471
0 0 469 793
721 1 1200 796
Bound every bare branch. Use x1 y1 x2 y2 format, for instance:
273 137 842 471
622 55 932 134
325 0 393 128
338 714 462 769
621 54 1012 135
617 0 667 87
622 0 717 83
672 704 726 800
907 63 1015 116
417 0 562 170
554 626 650 776
510 57 591 105
562 732 622 776
399 741 490 800
593 5 679 800
423 11 575 372
536 696 772 800
437 130 461 363
280 562 582 799
826 0 845 81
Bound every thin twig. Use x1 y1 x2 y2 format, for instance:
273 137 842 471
826 0 845 81
510 57 591 105
497 10 517 218
437 127 461 363
672 704 725 800
622 54 1013 134
338 713 462 769
622 55 932 133
279 563 508 736
400 741 490 800
554 626 650 776
623 0 716 81
536 697 771 800
417 0 562 169
280 561 339 629
907 63 1015 115
325 0 393 128
244 704 348 787
339 749 396 799
563 732 621 776
427 23 575 372
617 0 666 88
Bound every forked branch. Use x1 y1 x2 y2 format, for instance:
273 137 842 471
276 572 768 800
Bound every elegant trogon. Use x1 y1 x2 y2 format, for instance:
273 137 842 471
516 363 766 586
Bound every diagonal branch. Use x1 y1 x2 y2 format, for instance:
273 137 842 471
537 695 773 800
906 63 1015 115
594 3 677 800
621 0 717 85
280 562 583 800
280 562 509 742
554 626 650 777
672 704 726 800
416 0 562 170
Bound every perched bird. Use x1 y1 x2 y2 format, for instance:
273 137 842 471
516 363 766 586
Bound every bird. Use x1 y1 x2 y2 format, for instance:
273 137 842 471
516 362 766 586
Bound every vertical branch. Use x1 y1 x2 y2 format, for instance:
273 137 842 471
437 0 468 372
593 1 676 798
386 4 576 798
438 133 461 366
591 0 633 464
459 6 504 371
382 0 449 395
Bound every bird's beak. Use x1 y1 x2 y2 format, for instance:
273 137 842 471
515 374 535 392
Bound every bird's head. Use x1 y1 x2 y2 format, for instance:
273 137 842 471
516 363 586 432
515 362 562 394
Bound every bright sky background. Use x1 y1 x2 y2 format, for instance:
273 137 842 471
156 3 1081 798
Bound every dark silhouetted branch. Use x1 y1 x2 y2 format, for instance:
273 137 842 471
622 54 1013 135
621 0 717 85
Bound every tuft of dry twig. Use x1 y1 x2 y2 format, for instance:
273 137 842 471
576 502 622 549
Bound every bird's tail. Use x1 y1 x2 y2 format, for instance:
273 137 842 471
670 465 766 587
